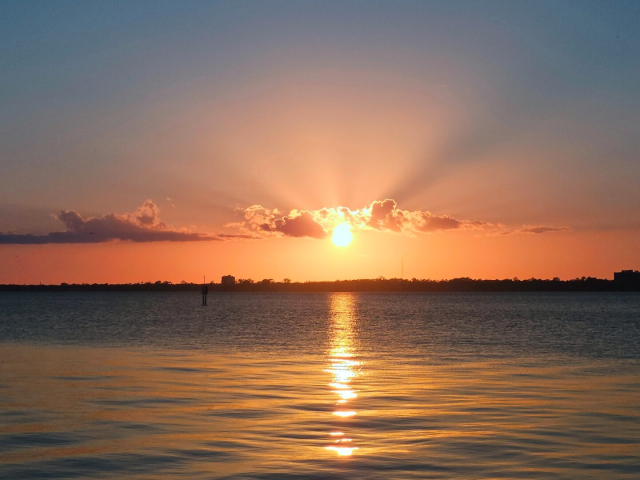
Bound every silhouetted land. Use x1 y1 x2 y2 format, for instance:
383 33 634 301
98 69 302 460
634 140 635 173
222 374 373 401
2 276 639 292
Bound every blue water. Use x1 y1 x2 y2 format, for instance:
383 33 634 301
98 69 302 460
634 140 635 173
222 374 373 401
0 292 639 478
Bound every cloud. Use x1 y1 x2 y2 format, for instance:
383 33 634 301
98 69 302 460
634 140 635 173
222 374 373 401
356 199 475 233
273 211 328 239
487 225 570 236
415 213 462 232
513 225 570 235
367 199 405 231
217 233 262 240
238 198 502 238
243 206 328 239
0 200 221 244
0 198 568 245
236 198 569 239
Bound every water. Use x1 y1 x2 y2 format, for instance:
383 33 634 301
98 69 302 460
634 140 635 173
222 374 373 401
0 292 639 478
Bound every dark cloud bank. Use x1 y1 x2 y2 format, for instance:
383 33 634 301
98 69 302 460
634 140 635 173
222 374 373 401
0 200 240 244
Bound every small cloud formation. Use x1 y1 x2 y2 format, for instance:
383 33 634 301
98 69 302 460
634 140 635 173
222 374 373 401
243 206 328 239
514 225 570 235
359 199 474 233
417 214 463 232
0 200 221 244
132 199 163 226
274 211 328 239
367 199 404 231
218 233 262 240
488 225 570 236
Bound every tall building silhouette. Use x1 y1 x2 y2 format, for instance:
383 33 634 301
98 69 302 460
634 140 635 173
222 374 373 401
614 270 640 289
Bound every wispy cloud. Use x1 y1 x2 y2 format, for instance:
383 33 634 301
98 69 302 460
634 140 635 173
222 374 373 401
505 225 570 235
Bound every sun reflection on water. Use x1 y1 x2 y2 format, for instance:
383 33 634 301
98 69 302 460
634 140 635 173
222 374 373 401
324 294 360 457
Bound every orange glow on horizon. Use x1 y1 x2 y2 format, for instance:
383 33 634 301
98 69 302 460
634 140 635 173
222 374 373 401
1 228 637 285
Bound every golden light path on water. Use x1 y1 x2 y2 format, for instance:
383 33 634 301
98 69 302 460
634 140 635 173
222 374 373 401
325 294 360 456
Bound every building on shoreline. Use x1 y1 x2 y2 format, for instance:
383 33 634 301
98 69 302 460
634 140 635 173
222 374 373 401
614 270 640 289
221 275 236 286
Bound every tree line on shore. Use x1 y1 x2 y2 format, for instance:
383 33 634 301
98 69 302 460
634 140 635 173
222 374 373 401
1 276 638 292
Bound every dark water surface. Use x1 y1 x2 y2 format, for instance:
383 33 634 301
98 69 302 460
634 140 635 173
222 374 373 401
1 292 639 478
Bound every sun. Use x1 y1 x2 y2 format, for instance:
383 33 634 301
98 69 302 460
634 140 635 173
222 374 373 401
332 223 353 247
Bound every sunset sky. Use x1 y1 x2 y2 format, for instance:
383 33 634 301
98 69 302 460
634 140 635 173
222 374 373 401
1 0 639 283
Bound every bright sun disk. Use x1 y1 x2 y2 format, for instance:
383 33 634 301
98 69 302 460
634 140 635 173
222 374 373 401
332 223 353 247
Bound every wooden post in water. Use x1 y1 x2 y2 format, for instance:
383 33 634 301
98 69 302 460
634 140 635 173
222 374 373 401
201 275 208 306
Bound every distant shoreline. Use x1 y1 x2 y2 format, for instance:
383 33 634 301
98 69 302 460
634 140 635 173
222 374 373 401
1 277 638 292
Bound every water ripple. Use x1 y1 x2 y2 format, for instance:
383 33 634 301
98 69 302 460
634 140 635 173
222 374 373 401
0 292 639 478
